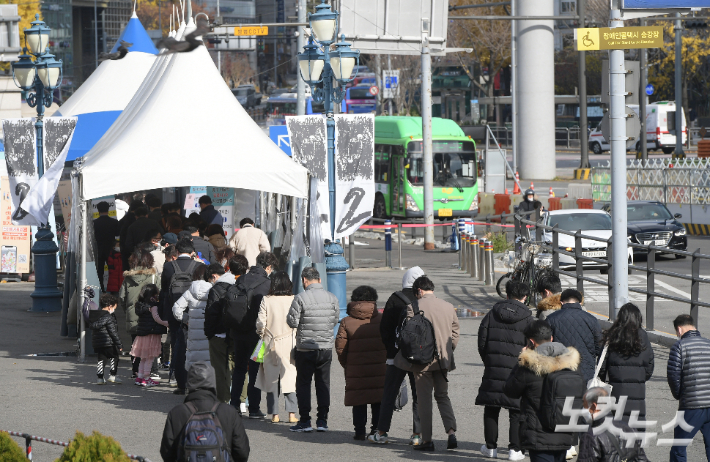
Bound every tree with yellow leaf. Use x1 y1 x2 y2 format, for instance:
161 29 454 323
0 0 42 72
648 23 710 120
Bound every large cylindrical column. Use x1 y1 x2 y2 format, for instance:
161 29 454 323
517 0 556 180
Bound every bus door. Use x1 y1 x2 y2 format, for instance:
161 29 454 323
391 146 406 215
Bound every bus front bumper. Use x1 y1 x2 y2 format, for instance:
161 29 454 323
405 210 479 219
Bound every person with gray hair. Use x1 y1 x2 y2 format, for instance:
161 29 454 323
577 387 648 462
287 266 340 433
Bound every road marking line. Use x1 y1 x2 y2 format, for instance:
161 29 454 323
655 279 692 299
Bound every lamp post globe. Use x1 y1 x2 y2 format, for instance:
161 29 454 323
10 15 63 313
309 0 338 45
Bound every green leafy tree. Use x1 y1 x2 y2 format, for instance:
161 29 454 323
55 431 131 462
0 432 26 462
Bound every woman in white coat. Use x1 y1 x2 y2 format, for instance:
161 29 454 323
255 271 297 423
172 265 213 372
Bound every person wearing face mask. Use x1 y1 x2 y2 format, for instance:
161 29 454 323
577 387 648 462
517 189 543 215
90 293 124 385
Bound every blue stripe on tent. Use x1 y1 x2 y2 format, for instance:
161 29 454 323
65 111 122 161
111 16 158 55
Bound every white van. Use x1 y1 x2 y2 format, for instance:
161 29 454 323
588 101 687 155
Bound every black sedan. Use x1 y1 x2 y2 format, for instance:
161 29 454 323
600 201 687 256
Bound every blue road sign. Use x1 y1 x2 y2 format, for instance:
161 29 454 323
385 75 398 89
269 125 291 156
645 84 654 96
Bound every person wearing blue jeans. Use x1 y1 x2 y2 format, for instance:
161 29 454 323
667 314 710 462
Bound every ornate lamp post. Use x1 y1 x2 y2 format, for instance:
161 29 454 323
11 15 63 312
297 1 359 319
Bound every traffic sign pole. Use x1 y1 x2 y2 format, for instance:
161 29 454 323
675 13 685 158
640 18 648 160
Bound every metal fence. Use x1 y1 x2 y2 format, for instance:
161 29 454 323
486 126 581 149
592 158 710 204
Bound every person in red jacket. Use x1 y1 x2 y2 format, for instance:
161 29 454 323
106 239 124 294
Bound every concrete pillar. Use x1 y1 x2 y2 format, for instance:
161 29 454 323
516 0 556 180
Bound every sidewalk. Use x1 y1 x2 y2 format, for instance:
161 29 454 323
0 250 702 461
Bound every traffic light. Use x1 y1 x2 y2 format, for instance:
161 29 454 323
686 20 708 29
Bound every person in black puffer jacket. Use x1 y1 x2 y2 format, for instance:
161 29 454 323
90 293 123 384
577 387 649 462
667 314 710 462
504 320 584 461
546 289 602 382
476 280 533 460
597 303 653 420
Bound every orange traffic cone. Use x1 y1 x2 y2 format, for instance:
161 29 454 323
513 172 521 194
530 182 534 191
549 187 555 197
492 189 495 194
564 193 569 198
505 188 509 194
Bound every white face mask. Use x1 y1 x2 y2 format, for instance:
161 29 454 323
526 195 534 202
582 409 594 424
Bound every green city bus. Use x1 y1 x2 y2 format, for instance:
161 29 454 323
373 116 479 219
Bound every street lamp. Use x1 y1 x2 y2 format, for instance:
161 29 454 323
297 0 360 320
11 14 63 312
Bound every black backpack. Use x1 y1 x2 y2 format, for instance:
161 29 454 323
608 431 642 462
177 402 230 462
222 277 262 333
539 369 585 432
169 261 198 303
397 298 439 367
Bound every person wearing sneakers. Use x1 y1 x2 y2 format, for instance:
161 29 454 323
91 293 123 385
368 266 423 446
130 284 169 387
476 280 533 461
287 266 340 433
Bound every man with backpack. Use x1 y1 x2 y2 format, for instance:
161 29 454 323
393 276 459 452
161 238 204 391
160 361 250 462
504 320 585 462
287 266 340 433
223 251 278 418
368 266 423 445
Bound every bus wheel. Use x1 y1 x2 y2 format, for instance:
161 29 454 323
373 194 387 219
662 147 675 155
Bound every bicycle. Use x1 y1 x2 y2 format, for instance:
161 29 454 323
496 240 553 306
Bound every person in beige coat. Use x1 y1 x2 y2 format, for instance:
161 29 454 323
228 218 271 267
394 275 460 452
255 271 298 424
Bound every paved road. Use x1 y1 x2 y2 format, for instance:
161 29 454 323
2 241 710 461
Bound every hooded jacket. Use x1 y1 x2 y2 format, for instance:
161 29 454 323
476 298 534 409
577 418 649 462
119 267 160 335
380 266 425 360
90 310 122 350
335 301 387 406
160 362 250 462
204 272 236 339
504 342 583 451
228 224 271 267
173 280 213 371
667 329 710 409
536 293 562 320
287 282 340 351
546 302 602 382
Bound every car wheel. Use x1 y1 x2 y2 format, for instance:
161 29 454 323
592 142 602 155
662 147 675 155
373 194 387 220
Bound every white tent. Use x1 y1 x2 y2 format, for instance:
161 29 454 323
77 18 308 200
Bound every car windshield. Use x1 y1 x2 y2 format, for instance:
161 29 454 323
627 203 673 221
548 213 612 231
234 89 249 96
406 141 477 188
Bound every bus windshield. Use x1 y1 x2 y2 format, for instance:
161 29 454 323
267 102 296 117
406 141 477 188
349 88 376 100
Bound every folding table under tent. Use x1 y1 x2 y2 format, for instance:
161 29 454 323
54 11 158 162
69 17 310 359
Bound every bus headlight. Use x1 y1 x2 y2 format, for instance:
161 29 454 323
406 194 419 212
469 200 479 211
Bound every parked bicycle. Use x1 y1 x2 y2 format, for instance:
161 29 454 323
496 239 552 306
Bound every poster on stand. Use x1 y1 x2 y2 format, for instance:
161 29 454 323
333 114 375 239
91 196 117 219
286 115 332 241
1 176 31 273
209 187 235 238
57 180 73 227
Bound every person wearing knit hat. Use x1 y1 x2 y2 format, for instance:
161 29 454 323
368 266 425 445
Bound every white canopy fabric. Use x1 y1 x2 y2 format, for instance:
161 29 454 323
79 19 309 200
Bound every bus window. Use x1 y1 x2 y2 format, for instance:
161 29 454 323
374 144 390 182
406 140 476 188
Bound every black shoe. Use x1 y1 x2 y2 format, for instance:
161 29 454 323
447 434 458 450
249 411 266 419
414 441 435 451
354 434 367 441
173 388 185 395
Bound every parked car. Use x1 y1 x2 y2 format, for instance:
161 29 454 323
600 200 687 256
232 85 262 109
542 209 633 273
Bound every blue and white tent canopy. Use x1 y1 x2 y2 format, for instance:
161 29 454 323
55 11 158 161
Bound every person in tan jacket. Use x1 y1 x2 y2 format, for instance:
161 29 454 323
255 271 298 424
335 286 387 440
228 218 271 267
394 276 459 452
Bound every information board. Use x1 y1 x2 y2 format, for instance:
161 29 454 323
576 26 664 51
1 176 31 274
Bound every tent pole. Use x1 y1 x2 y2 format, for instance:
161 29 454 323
79 187 88 363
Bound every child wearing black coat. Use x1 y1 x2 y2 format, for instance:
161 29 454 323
90 293 123 385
